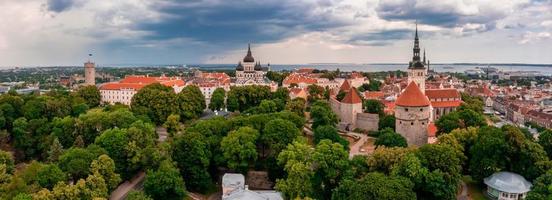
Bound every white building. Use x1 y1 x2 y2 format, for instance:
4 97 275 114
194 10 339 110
222 173 283 200
187 71 231 106
99 75 185 105
484 172 532 200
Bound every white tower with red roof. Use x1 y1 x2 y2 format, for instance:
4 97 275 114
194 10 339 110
395 82 431 146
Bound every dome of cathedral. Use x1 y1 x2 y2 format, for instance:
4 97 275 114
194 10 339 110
236 62 244 71
254 62 262 71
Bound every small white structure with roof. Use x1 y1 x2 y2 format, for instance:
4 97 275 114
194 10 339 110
222 173 283 200
484 171 532 200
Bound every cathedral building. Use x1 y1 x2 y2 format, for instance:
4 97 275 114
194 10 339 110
234 44 275 88
395 24 462 146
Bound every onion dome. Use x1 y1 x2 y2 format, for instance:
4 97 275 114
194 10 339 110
236 62 244 71
254 61 262 71
243 44 255 63
396 82 430 107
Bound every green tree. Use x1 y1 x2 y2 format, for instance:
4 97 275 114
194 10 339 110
163 114 182 136
313 125 349 150
312 140 352 199
131 83 177 125
307 85 325 103
226 85 272 112
220 127 259 172
379 114 395 130
436 109 486 135
363 99 384 115
95 128 128 174
76 86 101 107
143 160 186 200
276 139 315 199
310 100 338 129
375 128 407 148
285 98 306 117
0 150 14 174
50 116 76 148
58 145 106 180
209 88 226 111
47 137 64 163
539 129 552 159
256 99 278 114
127 190 153 200
332 172 415 200
469 127 508 182
172 132 212 192
90 154 122 191
526 169 552 200
36 164 67 189
177 85 206 121
261 119 301 158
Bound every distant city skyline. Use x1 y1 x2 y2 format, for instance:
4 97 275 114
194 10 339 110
0 0 551 66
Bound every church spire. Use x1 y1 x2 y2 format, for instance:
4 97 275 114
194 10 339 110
423 48 426 64
413 22 421 62
243 43 255 62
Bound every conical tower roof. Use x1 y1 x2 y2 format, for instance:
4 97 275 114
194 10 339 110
396 82 430 107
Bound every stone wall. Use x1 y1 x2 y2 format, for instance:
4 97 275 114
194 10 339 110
355 113 379 131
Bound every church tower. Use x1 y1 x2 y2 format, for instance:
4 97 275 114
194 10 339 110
407 23 426 93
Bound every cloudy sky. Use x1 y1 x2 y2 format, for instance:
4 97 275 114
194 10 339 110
0 0 551 66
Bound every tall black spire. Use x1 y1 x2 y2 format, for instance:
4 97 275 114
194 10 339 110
408 22 425 69
413 22 421 62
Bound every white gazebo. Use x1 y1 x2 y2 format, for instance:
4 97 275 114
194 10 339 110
484 171 532 200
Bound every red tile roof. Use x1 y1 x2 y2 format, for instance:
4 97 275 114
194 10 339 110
100 76 184 90
430 101 462 108
100 83 145 90
425 89 460 99
341 88 362 104
290 87 305 95
283 73 318 85
120 76 159 84
339 80 351 92
428 123 437 137
396 82 430 107
364 91 384 99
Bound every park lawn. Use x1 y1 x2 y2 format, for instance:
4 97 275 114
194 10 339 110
462 175 486 200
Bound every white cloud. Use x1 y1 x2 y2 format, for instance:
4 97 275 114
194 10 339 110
0 0 552 66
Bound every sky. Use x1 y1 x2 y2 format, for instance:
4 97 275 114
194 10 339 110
0 0 551 66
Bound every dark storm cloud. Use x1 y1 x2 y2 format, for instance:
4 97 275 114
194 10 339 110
347 29 431 46
375 0 512 32
46 0 76 12
132 0 349 46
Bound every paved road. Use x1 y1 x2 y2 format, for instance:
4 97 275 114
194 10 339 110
109 172 145 200
457 181 469 200
109 126 169 200
303 126 371 158
346 131 370 158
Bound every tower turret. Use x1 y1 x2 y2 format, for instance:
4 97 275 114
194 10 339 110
84 54 96 86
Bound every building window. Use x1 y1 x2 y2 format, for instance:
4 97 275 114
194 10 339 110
420 108 423 111
405 108 409 112
411 122 414 125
